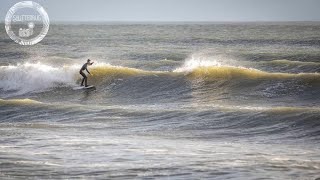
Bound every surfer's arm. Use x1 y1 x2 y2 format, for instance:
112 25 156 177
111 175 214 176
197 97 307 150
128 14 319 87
86 68 91 74
87 62 94 74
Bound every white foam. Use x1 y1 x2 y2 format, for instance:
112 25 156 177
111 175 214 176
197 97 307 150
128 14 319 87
174 54 254 73
0 62 79 95
174 55 229 73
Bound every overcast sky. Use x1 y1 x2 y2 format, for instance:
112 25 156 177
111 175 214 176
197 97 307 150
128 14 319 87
1 0 320 22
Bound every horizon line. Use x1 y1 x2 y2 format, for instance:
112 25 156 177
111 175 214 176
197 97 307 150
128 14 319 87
1 20 320 24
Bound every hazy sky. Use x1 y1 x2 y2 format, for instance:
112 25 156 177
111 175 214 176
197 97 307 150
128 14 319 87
1 0 320 22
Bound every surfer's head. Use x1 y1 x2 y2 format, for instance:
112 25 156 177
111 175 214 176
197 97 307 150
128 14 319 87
87 59 93 65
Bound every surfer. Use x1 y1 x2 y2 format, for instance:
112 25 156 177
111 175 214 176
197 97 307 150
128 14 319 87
80 59 94 87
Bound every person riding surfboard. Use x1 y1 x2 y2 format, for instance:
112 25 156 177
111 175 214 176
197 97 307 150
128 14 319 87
80 59 94 87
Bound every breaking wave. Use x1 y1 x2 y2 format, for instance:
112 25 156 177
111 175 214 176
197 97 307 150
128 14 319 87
1 57 320 97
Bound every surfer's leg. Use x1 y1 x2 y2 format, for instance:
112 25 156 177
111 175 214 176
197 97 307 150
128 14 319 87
81 77 85 86
80 72 87 86
84 77 88 87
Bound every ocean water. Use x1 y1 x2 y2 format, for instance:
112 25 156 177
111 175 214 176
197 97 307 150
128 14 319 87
0 22 320 179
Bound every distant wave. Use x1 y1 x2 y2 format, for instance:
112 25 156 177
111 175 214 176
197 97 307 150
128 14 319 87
1 97 319 140
263 59 320 66
0 98 42 105
1 97 320 114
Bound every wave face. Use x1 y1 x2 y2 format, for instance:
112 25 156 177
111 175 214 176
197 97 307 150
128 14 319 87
1 23 320 179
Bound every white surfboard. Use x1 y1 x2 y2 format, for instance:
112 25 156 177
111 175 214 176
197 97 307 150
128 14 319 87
73 85 95 90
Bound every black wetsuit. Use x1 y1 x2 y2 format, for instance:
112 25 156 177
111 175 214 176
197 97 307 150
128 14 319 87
80 63 90 86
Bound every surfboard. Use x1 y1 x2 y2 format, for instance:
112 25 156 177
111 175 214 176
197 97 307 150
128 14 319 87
73 85 96 90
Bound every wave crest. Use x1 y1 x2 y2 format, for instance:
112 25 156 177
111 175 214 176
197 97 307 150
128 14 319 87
175 56 320 82
188 66 320 81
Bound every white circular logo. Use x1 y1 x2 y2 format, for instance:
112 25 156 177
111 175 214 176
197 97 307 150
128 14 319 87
5 1 50 45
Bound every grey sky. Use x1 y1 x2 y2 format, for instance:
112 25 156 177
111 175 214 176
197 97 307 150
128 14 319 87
1 0 320 22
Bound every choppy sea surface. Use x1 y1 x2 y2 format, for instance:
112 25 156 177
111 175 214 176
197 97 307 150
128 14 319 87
0 22 320 179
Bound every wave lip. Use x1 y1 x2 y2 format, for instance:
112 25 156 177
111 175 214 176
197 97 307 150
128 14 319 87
174 57 320 82
90 64 149 80
188 66 320 81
